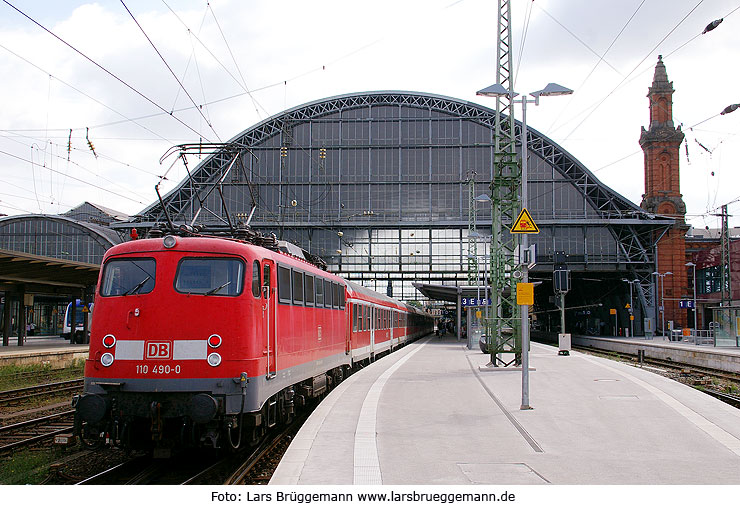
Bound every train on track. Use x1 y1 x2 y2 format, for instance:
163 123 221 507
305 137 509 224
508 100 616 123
73 228 433 453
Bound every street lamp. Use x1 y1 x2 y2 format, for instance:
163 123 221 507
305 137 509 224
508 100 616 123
477 82 573 410
622 278 639 337
652 271 672 340
686 262 698 337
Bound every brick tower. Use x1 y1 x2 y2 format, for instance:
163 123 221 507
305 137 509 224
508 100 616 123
639 55 689 328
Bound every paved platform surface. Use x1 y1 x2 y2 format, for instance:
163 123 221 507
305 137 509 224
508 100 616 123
271 334 740 485
0 336 88 367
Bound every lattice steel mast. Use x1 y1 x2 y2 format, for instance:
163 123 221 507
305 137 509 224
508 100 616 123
467 171 479 285
486 0 521 365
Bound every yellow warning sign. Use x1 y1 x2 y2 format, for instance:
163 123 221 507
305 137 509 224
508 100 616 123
510 208 539 234
516 282 534 305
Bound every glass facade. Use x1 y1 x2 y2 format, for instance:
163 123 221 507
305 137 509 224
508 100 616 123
0 215 122 264
140 92 665 305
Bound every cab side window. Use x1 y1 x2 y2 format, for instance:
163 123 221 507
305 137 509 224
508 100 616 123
252 260 261 298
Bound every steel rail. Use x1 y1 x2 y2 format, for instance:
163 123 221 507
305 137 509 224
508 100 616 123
0 379 83 404
0 409 75 453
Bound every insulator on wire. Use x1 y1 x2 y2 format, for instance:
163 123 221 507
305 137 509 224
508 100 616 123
85 127 98 158
721 104 739 115
702 18 723 34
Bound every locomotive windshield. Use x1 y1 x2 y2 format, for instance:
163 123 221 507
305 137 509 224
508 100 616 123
100 258 156 297
174 258 244 296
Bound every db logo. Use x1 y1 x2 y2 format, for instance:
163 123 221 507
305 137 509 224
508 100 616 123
146 341 171 360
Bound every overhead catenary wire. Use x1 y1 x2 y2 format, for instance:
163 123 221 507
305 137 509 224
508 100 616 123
560 0 706 141
0 41 179 145
545 0 647 135
2 0 213 143
160 0 269 119
0 148 148 206
119 0 220 141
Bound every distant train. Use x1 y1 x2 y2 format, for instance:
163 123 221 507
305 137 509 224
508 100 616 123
62 300 92 343
73 232 432 452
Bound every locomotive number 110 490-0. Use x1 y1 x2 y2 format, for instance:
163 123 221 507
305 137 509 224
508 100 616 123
136 364 182 375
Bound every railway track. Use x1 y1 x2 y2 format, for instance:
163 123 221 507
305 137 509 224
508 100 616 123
0 409 75 453
0 367 82 385
570 344 740 408
700 388 740 409
75 456 161 485
0 379 84 407
73 410 309 485
573 343 740 380
184 417 305 485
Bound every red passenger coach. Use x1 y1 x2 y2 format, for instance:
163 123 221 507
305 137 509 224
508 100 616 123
74 232 432 451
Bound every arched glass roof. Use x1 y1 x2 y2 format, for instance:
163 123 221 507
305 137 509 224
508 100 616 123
131 91 671 305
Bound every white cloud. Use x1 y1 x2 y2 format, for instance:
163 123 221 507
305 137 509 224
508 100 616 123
0 0 739 226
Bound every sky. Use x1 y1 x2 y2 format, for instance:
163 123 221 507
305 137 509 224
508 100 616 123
0 0 739 231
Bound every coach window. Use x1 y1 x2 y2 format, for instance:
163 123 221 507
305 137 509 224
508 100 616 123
352 304 358 332
277 265 291 303
366 306 371 330
332 283 340 309
304 273 315 306
324 280 333 308
339 285 345 308
359 305 364 331
251 261 261 298
292 270 304 305
315 277 324 306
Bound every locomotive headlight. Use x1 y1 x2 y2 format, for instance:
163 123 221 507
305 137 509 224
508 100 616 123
207 352 222 367
163 235 177 249
100 352 114 367
102 334 116 348
207 334 222 348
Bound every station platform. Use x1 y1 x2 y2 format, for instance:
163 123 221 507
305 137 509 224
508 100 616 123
0 336 88 368
271 334 740 485
571 334 740 374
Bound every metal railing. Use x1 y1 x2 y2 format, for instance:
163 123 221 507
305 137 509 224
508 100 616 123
670 328 714 345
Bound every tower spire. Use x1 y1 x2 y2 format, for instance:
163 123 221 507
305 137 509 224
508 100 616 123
640 56 689 329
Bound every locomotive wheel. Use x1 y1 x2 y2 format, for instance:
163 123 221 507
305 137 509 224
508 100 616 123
248 425 263 447
278 392 293 426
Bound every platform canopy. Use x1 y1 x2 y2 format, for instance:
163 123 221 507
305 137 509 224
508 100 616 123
413 282 491 303
0 249 100 292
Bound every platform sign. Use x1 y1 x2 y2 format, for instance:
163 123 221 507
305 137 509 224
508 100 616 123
609 308 617 315
679 300 695 309
510 208 539 234
461 297 492 307
516 282 534 305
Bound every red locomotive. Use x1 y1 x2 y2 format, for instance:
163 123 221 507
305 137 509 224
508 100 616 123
74 231 432 452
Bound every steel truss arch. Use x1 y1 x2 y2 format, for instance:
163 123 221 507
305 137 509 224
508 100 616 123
134 91 669 276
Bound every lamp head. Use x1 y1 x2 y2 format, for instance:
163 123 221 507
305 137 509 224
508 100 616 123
476 83 518 98
530 82 573 98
